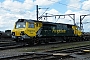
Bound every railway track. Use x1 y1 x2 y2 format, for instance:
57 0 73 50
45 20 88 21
0 38 90 60
0 43 90 60
0 38 85 50
0 38 29 50
0 38 89 48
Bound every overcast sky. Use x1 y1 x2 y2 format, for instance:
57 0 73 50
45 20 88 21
0 0 90 32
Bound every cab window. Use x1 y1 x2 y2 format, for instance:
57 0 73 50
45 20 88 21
16 22 26 28
28 23 34 28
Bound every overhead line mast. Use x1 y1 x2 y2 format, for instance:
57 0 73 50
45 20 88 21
36 5 39 21
80 14 90 31
36 5 49 21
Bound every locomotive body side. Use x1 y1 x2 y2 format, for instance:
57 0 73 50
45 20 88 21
38 22 83 42
40 23 82 37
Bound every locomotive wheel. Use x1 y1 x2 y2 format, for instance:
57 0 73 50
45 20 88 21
45 41 49 44
32 38 40 45
12 38 18 42
33 40 38 45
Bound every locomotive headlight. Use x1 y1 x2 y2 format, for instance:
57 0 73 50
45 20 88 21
12 32 15 36
20 31 25 35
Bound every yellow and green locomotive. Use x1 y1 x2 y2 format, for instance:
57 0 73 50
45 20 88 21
12 19 83 44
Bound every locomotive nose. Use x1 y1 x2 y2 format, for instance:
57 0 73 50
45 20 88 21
20 31 25 35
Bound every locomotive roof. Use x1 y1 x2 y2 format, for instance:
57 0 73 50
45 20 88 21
17 19 76 26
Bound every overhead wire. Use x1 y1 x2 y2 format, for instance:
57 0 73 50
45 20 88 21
38 7 49 20
48 0 90 23
48 0 90 12
37 0 90 23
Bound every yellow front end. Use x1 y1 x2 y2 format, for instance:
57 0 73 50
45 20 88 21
72 26 82 36
12 21 42 41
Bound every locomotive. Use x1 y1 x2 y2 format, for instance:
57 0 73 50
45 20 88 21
12 19 83 45
0 30 11 39
5 30 12 38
